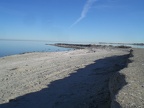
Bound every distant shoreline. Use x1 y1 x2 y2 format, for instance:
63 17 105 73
47 43 132 49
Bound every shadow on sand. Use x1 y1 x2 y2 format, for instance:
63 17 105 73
109 50 133 108
0 54 130 108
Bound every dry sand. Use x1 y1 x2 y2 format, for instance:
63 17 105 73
110 48 144 108
0 48 129 108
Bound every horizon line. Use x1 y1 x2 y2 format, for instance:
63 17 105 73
0 39 144 44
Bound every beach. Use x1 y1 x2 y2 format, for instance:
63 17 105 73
0 46 138 108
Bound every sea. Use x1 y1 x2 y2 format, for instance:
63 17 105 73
0 40 72 57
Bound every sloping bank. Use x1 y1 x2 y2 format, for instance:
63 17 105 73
109 48 144 108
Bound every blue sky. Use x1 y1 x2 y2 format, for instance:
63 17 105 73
0 0 144 43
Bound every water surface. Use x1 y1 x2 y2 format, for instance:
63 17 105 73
0 40 72 57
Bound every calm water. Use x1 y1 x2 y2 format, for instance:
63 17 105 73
0 40 72 57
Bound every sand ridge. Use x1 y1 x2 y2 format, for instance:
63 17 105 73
110 48 144 108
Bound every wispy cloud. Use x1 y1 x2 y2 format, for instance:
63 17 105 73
70 0 97 28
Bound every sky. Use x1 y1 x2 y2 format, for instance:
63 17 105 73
0 0 144 43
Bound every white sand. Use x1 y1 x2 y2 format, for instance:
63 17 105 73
0 48 129 108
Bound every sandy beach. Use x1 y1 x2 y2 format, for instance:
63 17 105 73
1 0 144 107
0 47 130 108
110 48 144 108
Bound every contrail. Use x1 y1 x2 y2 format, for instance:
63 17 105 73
70 0 97 28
